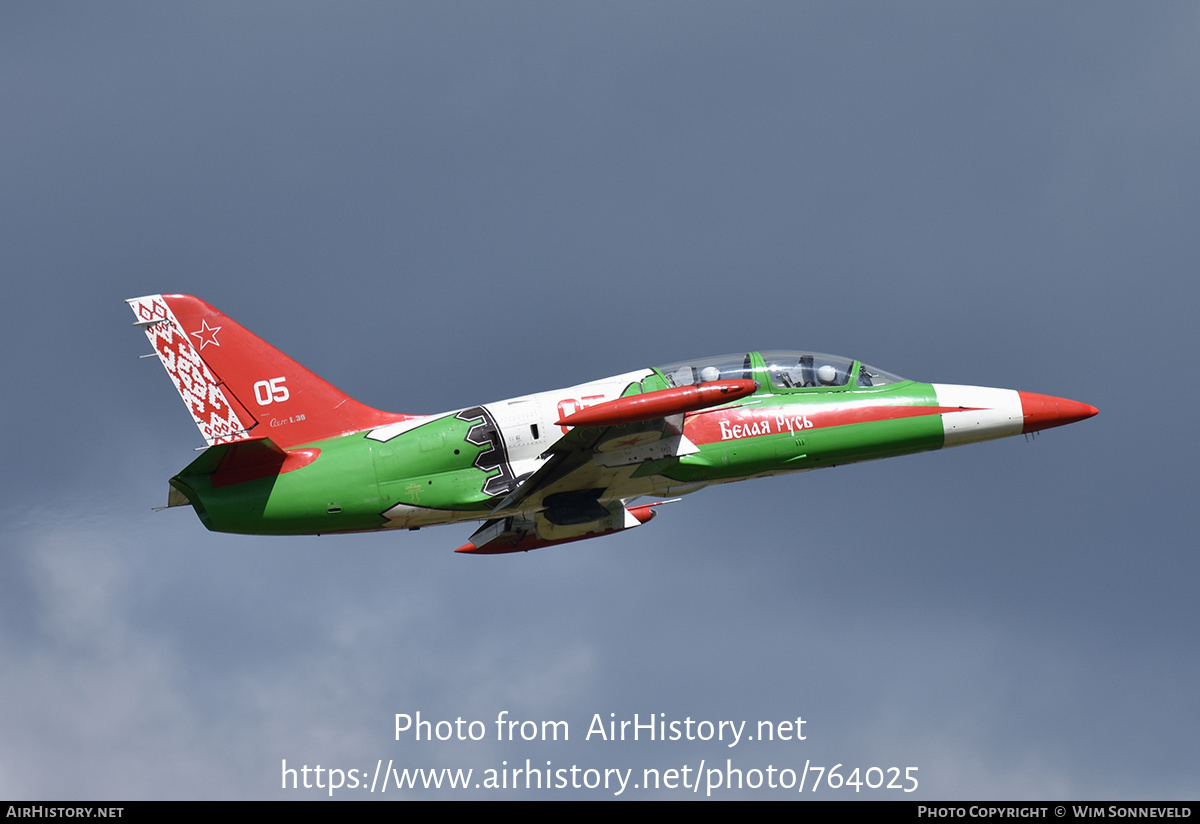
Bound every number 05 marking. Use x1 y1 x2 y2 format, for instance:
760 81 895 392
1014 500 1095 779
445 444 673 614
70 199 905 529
254 377 289 405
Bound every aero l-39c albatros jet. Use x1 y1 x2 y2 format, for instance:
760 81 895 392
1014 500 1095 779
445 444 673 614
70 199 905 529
128 294 1097 554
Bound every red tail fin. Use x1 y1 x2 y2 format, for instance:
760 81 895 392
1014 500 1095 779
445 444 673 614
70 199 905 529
128 294 413 448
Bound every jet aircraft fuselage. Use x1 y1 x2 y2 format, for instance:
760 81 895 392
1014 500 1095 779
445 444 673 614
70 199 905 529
128 295 1097 554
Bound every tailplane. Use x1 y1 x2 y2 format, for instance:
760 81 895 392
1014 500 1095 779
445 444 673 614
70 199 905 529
128 294 412 448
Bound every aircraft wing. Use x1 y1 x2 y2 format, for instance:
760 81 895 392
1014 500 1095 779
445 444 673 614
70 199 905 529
456 379 755 553
497 378 756 515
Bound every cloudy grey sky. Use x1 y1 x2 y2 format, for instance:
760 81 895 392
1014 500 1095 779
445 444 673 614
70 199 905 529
2 2 1197 799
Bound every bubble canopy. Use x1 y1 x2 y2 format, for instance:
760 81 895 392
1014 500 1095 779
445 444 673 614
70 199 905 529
655 351 907 390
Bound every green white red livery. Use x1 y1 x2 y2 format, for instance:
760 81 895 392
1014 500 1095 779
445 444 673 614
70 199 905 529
128 294 1097 554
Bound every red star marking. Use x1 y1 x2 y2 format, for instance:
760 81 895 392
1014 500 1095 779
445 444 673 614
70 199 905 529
191 319 222 350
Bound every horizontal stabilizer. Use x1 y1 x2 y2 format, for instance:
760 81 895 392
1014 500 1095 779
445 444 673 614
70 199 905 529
178 436 319 488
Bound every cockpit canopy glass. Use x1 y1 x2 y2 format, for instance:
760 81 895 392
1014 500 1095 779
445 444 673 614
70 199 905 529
760 351 906 389
657 353 754 387
762 351 855 388
655 351 907 390
855 361 906 388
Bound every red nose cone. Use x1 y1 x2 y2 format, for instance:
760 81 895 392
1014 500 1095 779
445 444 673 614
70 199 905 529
1018 392 1098 434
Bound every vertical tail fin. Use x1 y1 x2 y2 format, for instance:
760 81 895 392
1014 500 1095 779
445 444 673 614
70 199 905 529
127 294 412 448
